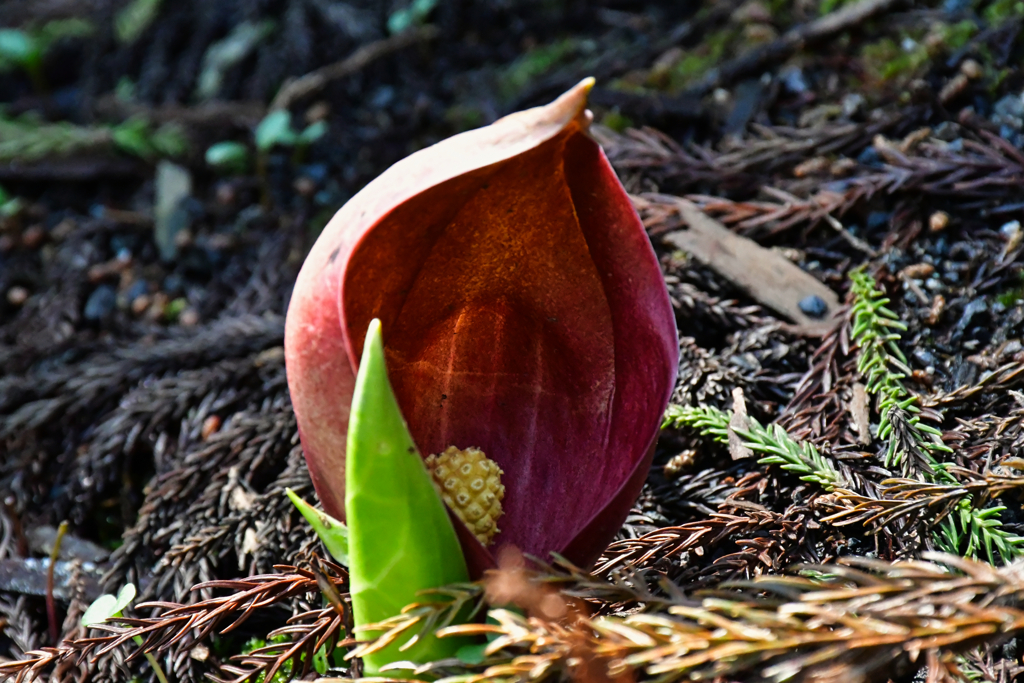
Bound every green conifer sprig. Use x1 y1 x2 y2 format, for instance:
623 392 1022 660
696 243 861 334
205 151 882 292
663 404 844 490
848 270 1022 564
665 402 1023 564
936 504 1024 565
849 269 952 468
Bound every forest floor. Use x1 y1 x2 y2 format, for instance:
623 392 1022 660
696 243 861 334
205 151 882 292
5 0 1024 681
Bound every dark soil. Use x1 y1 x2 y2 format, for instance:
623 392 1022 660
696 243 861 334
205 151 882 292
4 0 1024 681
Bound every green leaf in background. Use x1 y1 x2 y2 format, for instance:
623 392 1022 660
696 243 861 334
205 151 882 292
297 120 328 146
0 30 37 66
195 20 275 101
255 110 297 151
346 319 470 674
205 140 249 173
286 488 349 566
116 0 163 44
387 0 438 35
111 117 153 158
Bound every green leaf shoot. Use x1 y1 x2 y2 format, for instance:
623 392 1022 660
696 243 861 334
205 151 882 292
346 319 470 674
285 488 349 566
205 140 249 173
255 110 297 151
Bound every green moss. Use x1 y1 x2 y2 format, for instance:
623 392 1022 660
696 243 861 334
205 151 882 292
939 19 979 51
667 28 738 90
765 0 793 23
0 18 93 91
983 0 1024 23
820 0 860 14
499 38 588 99
444 104 485 132
860 36 930 83
600 108 633 133
997 272 1024 307
164 297 188 322
242 637 294 683
116 0 162 44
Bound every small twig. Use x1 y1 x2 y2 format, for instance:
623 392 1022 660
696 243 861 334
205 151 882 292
45 521 68 645
824 213 878 256
270 26 440 111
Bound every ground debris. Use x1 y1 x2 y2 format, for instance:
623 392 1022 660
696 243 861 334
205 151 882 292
7 0 1024 680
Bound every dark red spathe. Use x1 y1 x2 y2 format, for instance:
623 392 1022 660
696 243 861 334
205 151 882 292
284 80 678 577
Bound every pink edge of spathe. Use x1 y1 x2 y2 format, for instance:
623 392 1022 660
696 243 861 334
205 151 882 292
284 78 597 523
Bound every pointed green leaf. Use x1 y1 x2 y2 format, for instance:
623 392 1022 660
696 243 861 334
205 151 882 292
286 488 349 566
255 110 296 151
112 583 137 614
298 120 328 145
347 319 470 674
81 594 117 627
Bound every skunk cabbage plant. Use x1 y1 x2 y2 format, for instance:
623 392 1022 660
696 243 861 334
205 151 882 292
284 78 678 578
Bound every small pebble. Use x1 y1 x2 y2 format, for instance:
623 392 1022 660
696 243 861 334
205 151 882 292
84 285 117 320
773 247 805 262
994 94 1024 131
201 415 221 440
0 234 16 252
926 294 946 326
21 224 45 249
779 65 808 94
204 233 236 251
857 146 882 167
961 59 982 80
215 182 237 206
798 295 828 319
6 286 28 306
293 176 317 198
841 93 866 119
911 369 934 388
929 211 949 232
179 308 199 327
932 121 960 141
124 279 149 302
173 228 194 250
131 294 152 316
900 263 935 279
1001 220 1023 256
